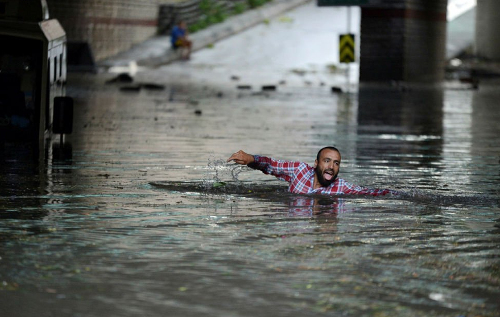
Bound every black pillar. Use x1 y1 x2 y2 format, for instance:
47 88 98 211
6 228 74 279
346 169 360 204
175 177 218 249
360 0 448 84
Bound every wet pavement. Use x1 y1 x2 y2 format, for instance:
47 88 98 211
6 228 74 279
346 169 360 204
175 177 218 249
1 2 500 317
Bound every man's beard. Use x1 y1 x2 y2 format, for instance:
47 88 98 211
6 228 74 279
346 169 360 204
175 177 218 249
315 166 337 187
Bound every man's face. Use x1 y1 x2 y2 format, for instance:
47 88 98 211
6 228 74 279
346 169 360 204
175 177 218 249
314 149 341 187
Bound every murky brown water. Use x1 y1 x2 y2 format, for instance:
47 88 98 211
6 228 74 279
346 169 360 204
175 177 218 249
1 76 499 317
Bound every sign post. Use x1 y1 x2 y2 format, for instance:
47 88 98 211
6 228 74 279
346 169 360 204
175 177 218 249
319 1 365 91
339 33 355 63
339 6 355 92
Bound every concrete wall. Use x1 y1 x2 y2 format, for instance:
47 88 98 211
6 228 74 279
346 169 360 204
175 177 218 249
360 0 447 83
46 0 186 61
475 0 500 61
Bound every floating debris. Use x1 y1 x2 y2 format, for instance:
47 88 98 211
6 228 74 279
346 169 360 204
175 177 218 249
327 64 338 73
291 69 306 76
278 16 294 23
106 73 133 84
142 83 165 90
262 85 276 91
331 86 343 93
237 85 252 90
212 181 226 188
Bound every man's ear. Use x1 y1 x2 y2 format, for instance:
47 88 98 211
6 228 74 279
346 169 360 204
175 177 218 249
314 159 318 168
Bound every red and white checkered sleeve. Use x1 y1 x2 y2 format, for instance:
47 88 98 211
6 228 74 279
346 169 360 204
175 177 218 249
248 155 302 182
339 179 394 196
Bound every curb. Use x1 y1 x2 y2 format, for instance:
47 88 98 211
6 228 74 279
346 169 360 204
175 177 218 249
100 0 311 69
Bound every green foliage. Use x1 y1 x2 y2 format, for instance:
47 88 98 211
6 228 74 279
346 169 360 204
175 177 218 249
189 0 273 34
247 0 271 9
327 64 338 73
233 3 247 15
199 0 212 14
188 19 207 33
213 3 227 23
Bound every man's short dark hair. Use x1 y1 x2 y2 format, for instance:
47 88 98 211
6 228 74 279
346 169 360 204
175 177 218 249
316 146 340 161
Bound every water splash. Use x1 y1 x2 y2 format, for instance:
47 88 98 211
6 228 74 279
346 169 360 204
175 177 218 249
201 158 247 192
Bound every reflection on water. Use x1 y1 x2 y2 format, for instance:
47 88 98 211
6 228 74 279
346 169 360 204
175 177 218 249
356 87 445 193
151 180 347 216
357 87 444 163
0 81 499 317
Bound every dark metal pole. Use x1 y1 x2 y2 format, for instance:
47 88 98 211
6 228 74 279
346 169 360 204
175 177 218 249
346 6 351 92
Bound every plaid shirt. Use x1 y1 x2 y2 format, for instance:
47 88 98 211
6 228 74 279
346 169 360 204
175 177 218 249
248 155 394 196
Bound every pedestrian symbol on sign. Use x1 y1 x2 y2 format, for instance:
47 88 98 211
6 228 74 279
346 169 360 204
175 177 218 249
339 33 355 63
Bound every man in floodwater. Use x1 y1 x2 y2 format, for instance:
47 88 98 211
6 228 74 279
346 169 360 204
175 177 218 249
227 147 396 196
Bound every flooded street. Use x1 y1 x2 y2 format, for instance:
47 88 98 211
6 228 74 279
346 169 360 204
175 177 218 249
1 3 500 317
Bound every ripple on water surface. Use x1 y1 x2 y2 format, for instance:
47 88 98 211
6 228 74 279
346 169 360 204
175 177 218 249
1 84 500 316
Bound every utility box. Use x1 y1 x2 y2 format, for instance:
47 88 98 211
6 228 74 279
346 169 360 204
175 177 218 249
0 0 73 148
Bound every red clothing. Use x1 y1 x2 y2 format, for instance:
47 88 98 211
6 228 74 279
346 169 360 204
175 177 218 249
248 155 395 196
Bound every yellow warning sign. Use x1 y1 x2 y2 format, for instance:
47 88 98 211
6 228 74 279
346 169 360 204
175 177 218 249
339 33 355 63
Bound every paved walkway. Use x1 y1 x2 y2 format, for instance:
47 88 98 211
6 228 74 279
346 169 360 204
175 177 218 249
100 0 311 69
130 2 358 91
100 0 499 81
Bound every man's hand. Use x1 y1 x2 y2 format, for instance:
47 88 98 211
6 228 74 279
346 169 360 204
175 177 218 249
227 150 255 165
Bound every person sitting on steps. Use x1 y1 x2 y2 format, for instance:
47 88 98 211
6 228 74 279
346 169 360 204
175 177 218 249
170 20 192 60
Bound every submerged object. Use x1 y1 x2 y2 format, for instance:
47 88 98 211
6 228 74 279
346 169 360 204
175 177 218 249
106 73 134 84
149 181 288 197
142 83 165 90
120 85 141 92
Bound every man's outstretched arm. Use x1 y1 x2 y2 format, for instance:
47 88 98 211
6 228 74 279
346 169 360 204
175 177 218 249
227 150 255 165
227 151 302 183
340 179 398 196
